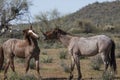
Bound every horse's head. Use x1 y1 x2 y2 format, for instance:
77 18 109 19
23 26 39 39
43 28 67 40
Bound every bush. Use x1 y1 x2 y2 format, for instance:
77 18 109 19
16 58 25 63
8 72 37 80
116 52 120 58
30 59 35 69
60 61 70 73
69 28 82 34
90 55 103 70
101 71 114 80
41 56 53 63
42 51 47 55
80 56 86 59
19 74 37 80
59 50 67 59
8 72 19 80
52 42 64 48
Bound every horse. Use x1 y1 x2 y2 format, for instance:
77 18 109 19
42 28 117 80
0 26 40 80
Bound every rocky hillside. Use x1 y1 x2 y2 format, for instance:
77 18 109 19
64 1 120 28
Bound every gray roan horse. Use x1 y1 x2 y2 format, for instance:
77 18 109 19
0 26 40 80
42 28 117 80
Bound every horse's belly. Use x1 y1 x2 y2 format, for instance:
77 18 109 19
80 46 98 56
14 50 25 58
81 50 98 56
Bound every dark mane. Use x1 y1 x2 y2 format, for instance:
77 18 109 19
55 28 68 35
25 35 32 45
23 30 32 45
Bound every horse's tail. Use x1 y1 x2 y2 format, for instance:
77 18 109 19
110 40 117 73
0 46 4 71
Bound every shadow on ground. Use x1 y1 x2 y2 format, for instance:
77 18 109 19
42 76 120 80
42 77 97 80
42 77 67 80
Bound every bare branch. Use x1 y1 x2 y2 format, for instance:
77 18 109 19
0 0 31 35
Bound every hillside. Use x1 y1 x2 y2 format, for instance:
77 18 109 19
1 1 120 39
64 1 120 29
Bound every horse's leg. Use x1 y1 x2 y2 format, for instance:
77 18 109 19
69 55 75 80
74 54 82 80
25 56 31 73
34 56 41 79
101 52 109 72
10 56 15 72
4 59 10 80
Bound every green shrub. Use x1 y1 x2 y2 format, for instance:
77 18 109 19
90 55 103 70
116 52 120 58
30 59 35 69
101 71 114 80
8 72 19 80
8 72 37 80
41 56 53 63
42 51 47 55
16 58 25 63
19 74 37 80
69 28 82 34
52 42 63 48
80 56 86 59
43 43 51 49
59 50 67 59
60 61 70 73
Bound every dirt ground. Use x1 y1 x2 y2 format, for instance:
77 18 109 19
0 48 120 80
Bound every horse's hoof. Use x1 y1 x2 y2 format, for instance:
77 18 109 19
36 74 42 80
38 76 42 80
78 76 82 80
4 76 7 80
69 75 73 80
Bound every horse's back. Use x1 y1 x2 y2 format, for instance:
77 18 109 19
68 35 112 56
3 39 19 47
2 39 21 55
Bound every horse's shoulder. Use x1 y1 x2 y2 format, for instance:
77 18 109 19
71 37 79 41
3 38 22 45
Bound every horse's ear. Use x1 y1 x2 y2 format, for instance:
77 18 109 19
54 28 59 32
30 26 33 30
23 29 26 34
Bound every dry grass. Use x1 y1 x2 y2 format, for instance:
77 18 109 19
0 48 120 80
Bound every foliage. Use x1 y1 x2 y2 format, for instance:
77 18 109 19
16 58 25 63
90 55 103 70
101 71 114 80
30 59 35 69
60 61 70 73
42 50 47 55
59 50 67 59
60 1 120 33
19 74 37 80
41 56 53 63
8 72 19 80
8 72 37 80
0 0 31 34
116 53 120 58
35 9 63 32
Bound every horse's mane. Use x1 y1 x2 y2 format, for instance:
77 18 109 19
24 35 32 45
56 28 68 35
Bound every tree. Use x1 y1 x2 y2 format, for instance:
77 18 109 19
0 0 31 35
35 9 62 32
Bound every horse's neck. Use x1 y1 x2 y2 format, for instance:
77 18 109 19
25 37 38 47
31 38 38 46
59 34 72 47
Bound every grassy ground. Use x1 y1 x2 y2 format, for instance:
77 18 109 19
0 48 120 80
